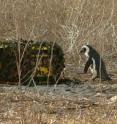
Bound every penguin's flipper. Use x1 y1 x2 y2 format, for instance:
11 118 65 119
84 59 92 73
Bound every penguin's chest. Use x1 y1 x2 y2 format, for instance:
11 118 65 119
89 65 94 73
89 58 96 74
84 53 96 74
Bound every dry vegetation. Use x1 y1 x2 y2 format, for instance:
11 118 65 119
0 84 117 124
0 0 117 78
0 0 117 123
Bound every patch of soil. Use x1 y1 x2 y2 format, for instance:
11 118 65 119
0 81 117 124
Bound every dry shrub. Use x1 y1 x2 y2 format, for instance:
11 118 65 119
0 0 117 78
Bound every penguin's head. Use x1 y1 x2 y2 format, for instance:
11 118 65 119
79 45 90 57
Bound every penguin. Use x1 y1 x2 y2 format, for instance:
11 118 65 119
79 45 111 81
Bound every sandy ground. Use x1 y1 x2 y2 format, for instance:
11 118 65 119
0 80 117 124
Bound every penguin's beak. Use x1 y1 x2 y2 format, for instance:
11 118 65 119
79 48 86 54
79 51 82 55
79 50 82 53
79 49 84 55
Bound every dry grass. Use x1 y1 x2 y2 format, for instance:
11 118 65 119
0 0 117 123
0 0 117 77
0 85 117 124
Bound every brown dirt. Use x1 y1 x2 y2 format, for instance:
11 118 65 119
0 81 117 124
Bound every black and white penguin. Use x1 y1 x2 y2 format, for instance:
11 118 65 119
79 45 111 81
